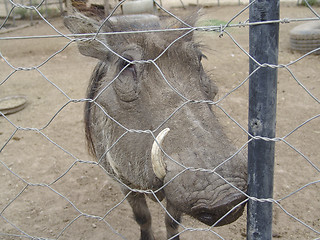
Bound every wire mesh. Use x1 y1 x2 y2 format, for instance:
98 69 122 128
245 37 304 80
0 0 319 239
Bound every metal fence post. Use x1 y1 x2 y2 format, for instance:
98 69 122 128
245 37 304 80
247 0 279 239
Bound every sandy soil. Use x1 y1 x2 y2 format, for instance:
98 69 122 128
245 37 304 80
0 3 319 240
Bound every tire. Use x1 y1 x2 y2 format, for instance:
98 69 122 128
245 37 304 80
290 21 320 54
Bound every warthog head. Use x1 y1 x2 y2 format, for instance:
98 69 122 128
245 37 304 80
64 13 247 240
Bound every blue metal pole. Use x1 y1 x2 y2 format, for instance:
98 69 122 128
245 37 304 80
247 0 279 239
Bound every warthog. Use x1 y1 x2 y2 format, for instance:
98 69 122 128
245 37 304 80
64 13 247 240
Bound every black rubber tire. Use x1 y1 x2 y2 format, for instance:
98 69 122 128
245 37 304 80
290 22 320 54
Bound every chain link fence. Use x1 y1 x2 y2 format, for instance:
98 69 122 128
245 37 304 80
1 0 319 239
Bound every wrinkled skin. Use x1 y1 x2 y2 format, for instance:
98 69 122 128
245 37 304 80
64 13 247 240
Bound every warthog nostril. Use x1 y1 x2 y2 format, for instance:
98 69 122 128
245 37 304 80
197 212 215 225
194 193 247 226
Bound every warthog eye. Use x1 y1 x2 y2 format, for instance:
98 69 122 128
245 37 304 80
118 56 136 76
114 51 142 102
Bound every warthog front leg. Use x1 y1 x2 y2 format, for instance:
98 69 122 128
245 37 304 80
122 188 154 240
165 201 182 240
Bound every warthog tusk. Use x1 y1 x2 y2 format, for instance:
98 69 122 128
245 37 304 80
151 128 170 180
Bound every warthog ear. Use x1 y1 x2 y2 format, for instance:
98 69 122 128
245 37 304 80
182 14 198 42
64 14 110 61
165 12 199 43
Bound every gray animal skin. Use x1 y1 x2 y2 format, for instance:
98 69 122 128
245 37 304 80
64 13 247 240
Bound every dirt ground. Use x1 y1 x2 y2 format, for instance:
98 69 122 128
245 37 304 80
0 2 319 240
